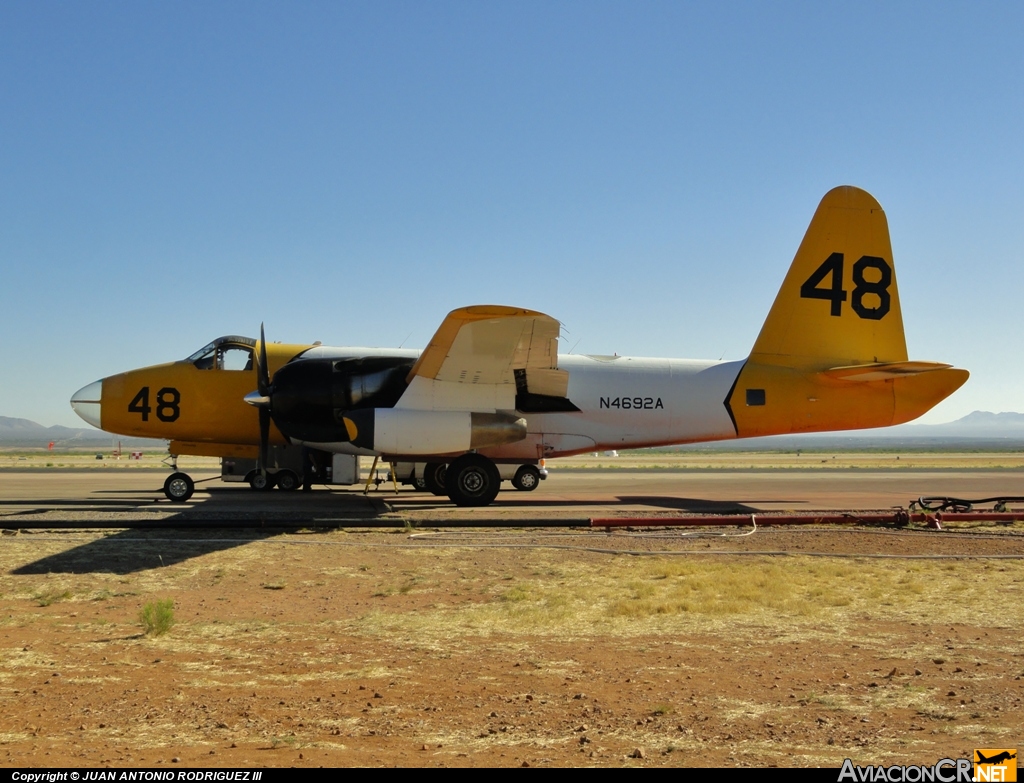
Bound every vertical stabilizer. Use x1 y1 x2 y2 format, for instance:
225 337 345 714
750 186 907 370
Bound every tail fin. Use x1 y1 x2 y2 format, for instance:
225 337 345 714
727 186 968 437
751 185 907 369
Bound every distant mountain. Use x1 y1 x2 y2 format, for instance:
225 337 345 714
917 411 1024 434
0 416 164 448
4 411 1023 451
663 411 1024 451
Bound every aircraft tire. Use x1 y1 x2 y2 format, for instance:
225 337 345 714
511 465 541 491
422 462 447 496
410 474 427 491
248 472 277 491
446 454 501 507
275 470 300 491
164 472 195 503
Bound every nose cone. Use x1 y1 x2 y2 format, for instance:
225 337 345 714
70 380 103 429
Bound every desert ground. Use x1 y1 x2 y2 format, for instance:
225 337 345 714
1 452 1022 767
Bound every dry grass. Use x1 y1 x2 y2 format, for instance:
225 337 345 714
357 554 1024 642
33 586 72 607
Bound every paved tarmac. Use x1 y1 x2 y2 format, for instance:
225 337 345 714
2 467 1023 527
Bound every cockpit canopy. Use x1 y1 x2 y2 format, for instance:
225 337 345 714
185 336 257 371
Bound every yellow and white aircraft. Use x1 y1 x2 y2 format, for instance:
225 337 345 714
71 186 968 506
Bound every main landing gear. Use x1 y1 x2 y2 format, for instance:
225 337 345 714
412 456 546 506
422 463 448 496
445 453 502 507
246 469 300 491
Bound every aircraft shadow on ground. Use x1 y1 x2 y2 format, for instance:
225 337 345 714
614 496 765 513
11 529 279 575
385 494 800 513
0 499 152 509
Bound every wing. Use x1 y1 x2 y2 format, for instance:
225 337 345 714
397 305 576 412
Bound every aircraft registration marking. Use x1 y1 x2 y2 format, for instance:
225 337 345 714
599 397 664 410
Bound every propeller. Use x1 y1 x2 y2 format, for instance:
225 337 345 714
245 323 274 477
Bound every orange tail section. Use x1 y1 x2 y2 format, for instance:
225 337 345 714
728 186 968 437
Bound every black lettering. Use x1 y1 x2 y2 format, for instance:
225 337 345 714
128 387 151 421
155 387 180 423
851 256 891 320
800 252 847 316
598 395 665 410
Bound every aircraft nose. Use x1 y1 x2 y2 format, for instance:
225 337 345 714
70 380 103 429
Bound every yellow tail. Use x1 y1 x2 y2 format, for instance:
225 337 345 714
728 186 968 437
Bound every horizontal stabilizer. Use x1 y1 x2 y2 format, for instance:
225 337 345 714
821 361 954 382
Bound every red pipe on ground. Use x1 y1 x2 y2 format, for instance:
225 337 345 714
589 511 1024 527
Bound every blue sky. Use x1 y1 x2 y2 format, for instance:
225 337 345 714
2 2 1021 427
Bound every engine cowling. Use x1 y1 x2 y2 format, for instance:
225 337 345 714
268 356 414 443
342 409 527 455
265 355 528 455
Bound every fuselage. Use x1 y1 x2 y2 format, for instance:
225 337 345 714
72 339 744 460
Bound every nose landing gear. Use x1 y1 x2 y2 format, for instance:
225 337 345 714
163 472 195 502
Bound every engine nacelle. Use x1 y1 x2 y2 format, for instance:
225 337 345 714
343 409 527 455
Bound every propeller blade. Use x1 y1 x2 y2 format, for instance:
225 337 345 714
258 406 270 476
257 322 271 397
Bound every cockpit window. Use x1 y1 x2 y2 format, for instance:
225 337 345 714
186 336 257 371
187 342 217 366
221 346 253 371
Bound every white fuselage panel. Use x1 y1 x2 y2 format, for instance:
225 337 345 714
290 349 743 458
532 355 742 453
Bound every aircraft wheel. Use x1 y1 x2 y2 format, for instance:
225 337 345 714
422 462 447 496
409 473 427 491
248 472 276 491
275 470 300 491
446 454 501 507
511 465 541 491
164 472 195 503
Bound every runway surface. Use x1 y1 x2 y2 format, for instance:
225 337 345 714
3 467 1024 526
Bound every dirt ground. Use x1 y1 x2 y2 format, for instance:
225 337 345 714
1 521 1022 768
